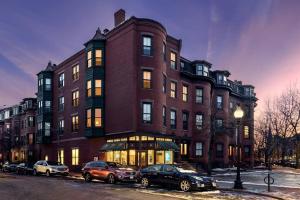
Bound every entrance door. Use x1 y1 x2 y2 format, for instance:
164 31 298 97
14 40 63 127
138 151 147 167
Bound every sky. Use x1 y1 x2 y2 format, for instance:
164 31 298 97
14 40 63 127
1 0 300 117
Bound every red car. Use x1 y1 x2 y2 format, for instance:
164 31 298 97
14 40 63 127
81 161 137 183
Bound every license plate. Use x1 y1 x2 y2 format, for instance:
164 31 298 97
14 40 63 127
130 176 134 179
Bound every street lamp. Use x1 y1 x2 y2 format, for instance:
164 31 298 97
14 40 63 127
233 105 244 189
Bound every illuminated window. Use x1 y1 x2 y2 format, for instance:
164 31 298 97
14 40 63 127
170 52 176 69
120 151 127 165
165 151 173 164
170 110 176 129
58 119 64 134
142 70 152 89
196 142 203 156
113 151 121 163
86 109 91 128
148 137 154 141
142 36 152 56
228 145 234 157
95 49 102 66
148 150 154 165
72 90 79 107
244 126 249 139
196 64 209 76
72 64 79 80
182 111 189 130
170 81 177 98
182 85 188 102
72 148 79 165
142 102 152 123
163 106 166 126
106 151 113 162
129 150 136 165
196 114 203 130
45 155 48 161
57 149 64 164
180 144 187 155
141 136 148 141
95 80 102 96
28 133 33 145
196 88 203 104
87 50 92 68
87 80 92 97
156 151 165 164
217 96 223 109
45 122 50 136
58 73 64 88
58 96 64 111
95 108 102 127
72 115 79 132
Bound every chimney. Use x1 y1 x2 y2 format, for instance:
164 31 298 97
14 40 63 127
114 9 125 27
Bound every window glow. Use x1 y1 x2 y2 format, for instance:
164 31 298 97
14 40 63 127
142 71 152 89
72 148 79 165
86 109 91 128
95 108 102 127
87 51 92 68
95 80 102 96
95 49 102 66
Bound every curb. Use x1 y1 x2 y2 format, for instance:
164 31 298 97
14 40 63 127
220 188 284 200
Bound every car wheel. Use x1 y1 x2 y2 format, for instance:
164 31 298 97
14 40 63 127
46 170 51 177
179 179 191 192
141 177 150 188
107 174 115 184
84 173 92 182
33 169 38 176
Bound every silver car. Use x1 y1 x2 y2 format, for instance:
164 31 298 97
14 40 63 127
33 160 69 177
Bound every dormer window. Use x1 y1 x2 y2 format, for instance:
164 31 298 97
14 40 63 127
217 74 227 85
196 64 209 76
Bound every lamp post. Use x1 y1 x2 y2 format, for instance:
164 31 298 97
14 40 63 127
233 105 244 189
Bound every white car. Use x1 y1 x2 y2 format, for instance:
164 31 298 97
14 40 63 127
33 160 69 177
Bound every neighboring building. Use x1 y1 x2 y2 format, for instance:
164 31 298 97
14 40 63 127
0 98 37 163
35 9 257 170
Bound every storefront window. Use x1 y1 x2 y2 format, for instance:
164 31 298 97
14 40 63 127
148 137 154 141
141 136 148 141
121 151 127 165
148 150 154 165
113 151 120 163
129 150 136 165
106 151 113 162
165 151 173 164
156 151 164 164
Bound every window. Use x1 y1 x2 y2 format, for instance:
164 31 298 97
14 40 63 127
170 110 176 129
44 101 51 113
95 108 102 127
196 88 203 104
156 151 165 164
230 102 233 109
45 78 51 91
196 142 203 156
58 149 64 164
216 143 224 158
38 122 42 135
163 106 166 126
216 119 223 129
28 134 34 145
142 102 152 124
182 85 188 102
86 109 91 128
58 96 64 111
38 101 43 114
38 78 43 91
196 114 203 130
58 119 64 134
163 42 166 61
58 73 64 88
180 144 188 155
148 150 154 165
170 81 177 98
170 52 176 69
45 122 50 136
72 115 79 132
72 90 79 107
142 36 152 56
217 74 227 85
72 65 79 80
182 111 189 130
129 150 136 165
72 148 79 165
165 151 173 164
244 146 251 157
87 50 92 68
216 96 223 109
95 80 102 96
95 49 102 66
28 116 34 127
87 80 92 97
228 145 234 157
163 75 167 93
244 126 250 139
196 64 209 76
180 62 185 69
45 155 48 161
142 71 152 89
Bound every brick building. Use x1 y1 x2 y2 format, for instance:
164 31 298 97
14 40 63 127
1 9 257 170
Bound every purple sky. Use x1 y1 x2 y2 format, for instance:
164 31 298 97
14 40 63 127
1 0 300 116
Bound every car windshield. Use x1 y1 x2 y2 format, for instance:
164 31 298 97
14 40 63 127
47 161 62 166
107 162 123 168
175 166 197 174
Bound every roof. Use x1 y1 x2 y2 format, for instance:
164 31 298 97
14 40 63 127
84 27 106 46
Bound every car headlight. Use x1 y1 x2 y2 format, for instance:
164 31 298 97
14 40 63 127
191 176 203 181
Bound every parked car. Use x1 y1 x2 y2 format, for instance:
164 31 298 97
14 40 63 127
139 164 217 192
16 162 35 175
81 161 137 183
2 161 19 173
33 160 69 177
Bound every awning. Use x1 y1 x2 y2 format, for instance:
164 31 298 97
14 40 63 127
156 141 180 151
100 142 127 151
